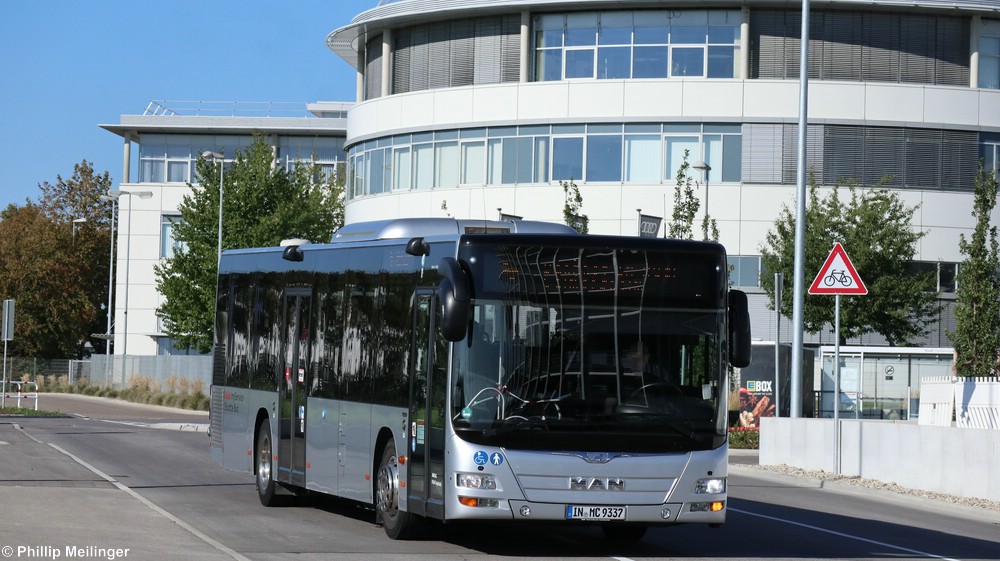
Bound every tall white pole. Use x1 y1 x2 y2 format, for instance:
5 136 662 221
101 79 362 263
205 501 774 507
775 272 783 417
217 162 224 268
123 198 133 360
106 200 116 354
789 0 811 418
834 294 841 473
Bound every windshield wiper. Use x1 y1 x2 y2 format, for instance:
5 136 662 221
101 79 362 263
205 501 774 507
483 416 550 437
615 414 700 439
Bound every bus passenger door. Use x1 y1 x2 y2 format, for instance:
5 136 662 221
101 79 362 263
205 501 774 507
408 291 447 519
278 290 311 488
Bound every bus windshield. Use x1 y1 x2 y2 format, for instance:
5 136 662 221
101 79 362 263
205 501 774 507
451 242 728 453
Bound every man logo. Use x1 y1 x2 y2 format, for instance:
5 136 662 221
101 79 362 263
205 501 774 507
569 477 625 491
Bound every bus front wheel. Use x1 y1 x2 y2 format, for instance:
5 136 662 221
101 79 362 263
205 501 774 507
256 418 277 506
376 439 422 539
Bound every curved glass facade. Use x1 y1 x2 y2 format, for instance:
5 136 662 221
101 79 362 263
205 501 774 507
534 10 741 81
346 123 742 199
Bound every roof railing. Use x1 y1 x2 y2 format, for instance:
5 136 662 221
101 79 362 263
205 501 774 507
142 100 314 118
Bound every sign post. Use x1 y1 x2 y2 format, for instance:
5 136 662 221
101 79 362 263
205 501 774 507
808 243 866 473
2 299 14 408
636 210 662 239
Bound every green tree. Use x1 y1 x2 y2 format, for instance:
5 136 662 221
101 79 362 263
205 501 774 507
0 161 114 358
667 150 717 241
561 180 589 234
760 177 938 345
949 163 1000 377
156 134 345 352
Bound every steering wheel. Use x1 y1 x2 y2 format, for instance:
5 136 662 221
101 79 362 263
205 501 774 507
616 382 682 414
628 382 682 399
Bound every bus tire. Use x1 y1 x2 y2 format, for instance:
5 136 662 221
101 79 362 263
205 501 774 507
256 418 277 506
601 523 647 542
376 439 422 539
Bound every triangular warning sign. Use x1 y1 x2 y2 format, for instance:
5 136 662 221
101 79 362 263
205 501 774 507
808 243 868 295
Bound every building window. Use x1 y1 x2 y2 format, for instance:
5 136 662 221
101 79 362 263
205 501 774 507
277 136 346 177
907 261 958 293
160 215 187 259
534 10 739 82
981 20 1000 90
983 136 1000 175
728 256 762 288
345 123 742 197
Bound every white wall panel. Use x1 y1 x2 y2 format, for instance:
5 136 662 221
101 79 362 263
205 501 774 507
924 87 980 127
682 81 744 119
373 95 403 134
471 84 520 122
810 82 865 120
517 82 569 120
742 81 798 119
980 89 1000 128
398 92 436 130
915 191 974 229
623 81 684 118
865 84 922 122
432 88 475 125
567 81 625 119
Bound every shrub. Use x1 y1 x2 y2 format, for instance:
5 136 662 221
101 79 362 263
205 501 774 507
728 426 760 449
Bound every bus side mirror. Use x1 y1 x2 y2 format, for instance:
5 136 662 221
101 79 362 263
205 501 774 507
729 289 752 368
406 237 430 256
438 257 470 342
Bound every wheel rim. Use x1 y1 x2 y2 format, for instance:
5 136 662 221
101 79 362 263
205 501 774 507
376 454 399 517
258 431 272 492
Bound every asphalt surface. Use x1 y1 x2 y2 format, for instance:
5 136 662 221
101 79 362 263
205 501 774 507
3 393 998 561
0 395 223 561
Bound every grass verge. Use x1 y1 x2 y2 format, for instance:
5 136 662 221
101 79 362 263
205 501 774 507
0 406 64 416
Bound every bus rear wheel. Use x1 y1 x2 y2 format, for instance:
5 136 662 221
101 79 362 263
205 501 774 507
375 439 422 539
256 418 277 506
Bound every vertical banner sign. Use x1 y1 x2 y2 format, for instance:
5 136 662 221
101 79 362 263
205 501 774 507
2 299 13 341
2 299 12 408
637 214 662 238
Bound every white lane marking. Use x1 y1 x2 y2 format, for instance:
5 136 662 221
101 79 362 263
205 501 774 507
47 441 252 561
730 507 963 561
13 423 45 444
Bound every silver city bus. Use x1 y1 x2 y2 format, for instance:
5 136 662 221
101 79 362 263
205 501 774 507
210 218 751 541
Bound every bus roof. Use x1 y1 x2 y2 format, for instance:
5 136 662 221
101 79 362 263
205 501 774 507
330 218 577 243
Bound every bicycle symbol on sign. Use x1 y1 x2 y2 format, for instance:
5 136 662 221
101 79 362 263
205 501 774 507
823 269 854 287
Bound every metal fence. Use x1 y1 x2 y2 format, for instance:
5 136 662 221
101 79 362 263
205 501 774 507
89 355 212 391
2 357 78 383
1 355 211 392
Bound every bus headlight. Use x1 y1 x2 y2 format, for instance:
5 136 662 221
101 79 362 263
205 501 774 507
695 478 726 494
456 473 497 490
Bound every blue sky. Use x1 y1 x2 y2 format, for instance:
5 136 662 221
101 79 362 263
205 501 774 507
0 0 374 209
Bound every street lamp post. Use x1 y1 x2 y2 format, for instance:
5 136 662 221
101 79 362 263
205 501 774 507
107 189 152 364
71 217 87 243
201 151 225 267
98 194 119 355
692 161 712 240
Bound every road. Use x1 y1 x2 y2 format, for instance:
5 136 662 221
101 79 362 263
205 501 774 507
1 394 998 561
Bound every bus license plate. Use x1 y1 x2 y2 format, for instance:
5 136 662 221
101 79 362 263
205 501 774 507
565 505 626 521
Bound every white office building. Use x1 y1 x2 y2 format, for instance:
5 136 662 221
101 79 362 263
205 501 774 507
328 0 1000 347
103 0 1000 359
100 101 350 356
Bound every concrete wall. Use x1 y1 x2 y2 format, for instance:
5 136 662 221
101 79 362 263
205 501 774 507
759 417 1000 502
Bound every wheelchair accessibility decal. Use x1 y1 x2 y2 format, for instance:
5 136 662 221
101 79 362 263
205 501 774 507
473 450 504 466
